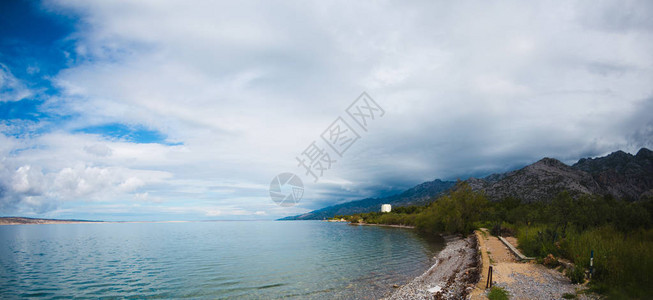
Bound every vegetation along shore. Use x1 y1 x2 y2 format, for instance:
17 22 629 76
335 184 651 299
332 148 652 299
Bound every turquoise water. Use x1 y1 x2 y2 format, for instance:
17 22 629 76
0 221 443 299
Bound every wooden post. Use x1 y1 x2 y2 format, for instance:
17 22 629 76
485 266 493 289
589 250 594 279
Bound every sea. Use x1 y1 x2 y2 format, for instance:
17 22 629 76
0 220 444 299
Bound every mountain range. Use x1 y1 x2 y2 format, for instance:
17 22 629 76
281 148 653 220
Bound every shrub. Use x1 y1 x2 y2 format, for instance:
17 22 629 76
487 286 509 300
566 266 585 284
415 183 489 234
560 226 653 297
490 223 502 236
543 254 560 268
516 225 561 257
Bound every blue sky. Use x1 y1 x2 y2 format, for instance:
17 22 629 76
1 0 652 221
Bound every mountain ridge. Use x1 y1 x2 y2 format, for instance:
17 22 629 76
281 148 653 220
279 179 455 220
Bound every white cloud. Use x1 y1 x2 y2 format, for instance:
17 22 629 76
0 64 32 102
84 144 112 157
11 165 45 195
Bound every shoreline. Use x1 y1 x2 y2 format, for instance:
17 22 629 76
386 234 480 299
0 217 275 225
0 217 103 226
335 220 482 298
348 222 416 229
330 220 482 298
0 221 103 225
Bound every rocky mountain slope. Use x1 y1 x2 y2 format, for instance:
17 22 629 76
279 179 455 220
572 148 653 200
468 148 653 202
466 157 602 203
281 148 653 220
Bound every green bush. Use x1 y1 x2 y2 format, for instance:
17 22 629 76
560 226 653 297
415 183 489 234
516 225 562 257
487 286 509 300
566 266 585 284
490 223 502 236
515 224 653 297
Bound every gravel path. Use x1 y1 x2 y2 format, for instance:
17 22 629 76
481 230 597 300
492 263 586 299
386 235 480 300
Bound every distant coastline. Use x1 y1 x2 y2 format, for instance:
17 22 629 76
0 217 274 225
0 217 104 225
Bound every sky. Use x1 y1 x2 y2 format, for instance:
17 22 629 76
1 0 652 221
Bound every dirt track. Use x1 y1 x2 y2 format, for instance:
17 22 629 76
474 229 596 300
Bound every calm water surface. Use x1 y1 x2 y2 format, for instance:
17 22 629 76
0 221 443 299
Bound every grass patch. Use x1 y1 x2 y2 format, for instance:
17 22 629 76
487 250 496 264
517 225 653 298
566 266 585 284
562 292 576 299
488 286 509 300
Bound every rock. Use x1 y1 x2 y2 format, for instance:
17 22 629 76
543 254 559 268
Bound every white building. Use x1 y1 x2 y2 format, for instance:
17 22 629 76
381 204 392 213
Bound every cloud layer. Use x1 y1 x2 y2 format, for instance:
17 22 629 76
1 0 652 220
